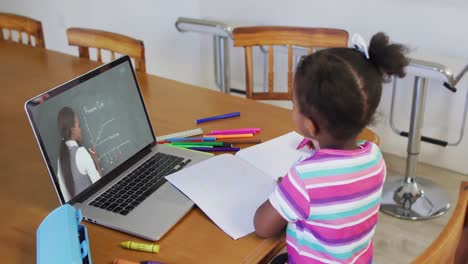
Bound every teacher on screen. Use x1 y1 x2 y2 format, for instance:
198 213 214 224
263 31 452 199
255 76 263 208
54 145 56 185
57 106 102 201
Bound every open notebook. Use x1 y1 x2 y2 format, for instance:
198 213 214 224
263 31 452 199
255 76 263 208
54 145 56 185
166 131 314 239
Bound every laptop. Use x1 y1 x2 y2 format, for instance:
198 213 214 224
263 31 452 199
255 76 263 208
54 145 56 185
25 56 211 240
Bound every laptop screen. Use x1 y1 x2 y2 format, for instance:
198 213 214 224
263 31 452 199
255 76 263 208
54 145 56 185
25 57 155 203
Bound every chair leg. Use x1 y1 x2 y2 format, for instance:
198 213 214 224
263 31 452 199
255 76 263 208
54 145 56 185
381 76 451 220
270 252 288 264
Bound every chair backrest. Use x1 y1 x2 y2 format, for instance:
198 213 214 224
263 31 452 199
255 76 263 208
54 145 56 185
66 27 146 72
0 12 45 48
412 181 468 264
232 26 348 100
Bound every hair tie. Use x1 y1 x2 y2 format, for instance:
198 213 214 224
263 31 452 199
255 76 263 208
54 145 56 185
351 33 370 59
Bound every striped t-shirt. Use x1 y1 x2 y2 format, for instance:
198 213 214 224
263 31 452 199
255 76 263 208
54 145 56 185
269 141 386 264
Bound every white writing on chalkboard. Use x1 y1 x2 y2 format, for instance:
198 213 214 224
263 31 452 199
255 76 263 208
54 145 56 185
95 118 116 145
83 100 105 114
81 99 132 171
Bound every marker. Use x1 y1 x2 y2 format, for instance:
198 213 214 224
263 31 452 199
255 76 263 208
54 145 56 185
188 147 240 152
208 128 261 135
195 112 240 124
167 145 215 156
296 138 311 150
165 137 216 142
171 144 214 149
113 259 138 264
210 133 254 139
206 131 258 136
171 141 226 146
113 259 165 264
120 241 160 253
221 139 264 144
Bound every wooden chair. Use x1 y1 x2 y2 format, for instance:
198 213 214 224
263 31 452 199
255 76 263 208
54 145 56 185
233 26 348 101
66 27 146 72
233 26 380 145
0 12 45 48
412 181 468 264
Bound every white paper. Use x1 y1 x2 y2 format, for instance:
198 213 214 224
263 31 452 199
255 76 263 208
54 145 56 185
166 154 276 239
236 131 314 180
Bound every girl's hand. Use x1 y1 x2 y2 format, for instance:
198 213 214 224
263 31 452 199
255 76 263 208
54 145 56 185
88 147 98 161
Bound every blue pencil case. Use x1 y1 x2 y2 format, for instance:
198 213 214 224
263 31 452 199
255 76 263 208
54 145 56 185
37 204 92 264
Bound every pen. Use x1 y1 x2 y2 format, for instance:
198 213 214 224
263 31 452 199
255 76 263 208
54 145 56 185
195 112 240 124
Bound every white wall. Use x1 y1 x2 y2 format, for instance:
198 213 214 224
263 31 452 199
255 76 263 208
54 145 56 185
0 0 205 86
2 0 468 174
197 0 468 174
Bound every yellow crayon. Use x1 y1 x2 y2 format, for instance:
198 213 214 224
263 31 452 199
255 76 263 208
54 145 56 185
120 241 160 253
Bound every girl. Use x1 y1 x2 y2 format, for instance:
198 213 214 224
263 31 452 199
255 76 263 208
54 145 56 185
57 106 102 201
254 32 408 263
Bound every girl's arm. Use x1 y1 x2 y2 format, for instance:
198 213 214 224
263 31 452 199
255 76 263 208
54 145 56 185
88 147 102 177
254 199 287 238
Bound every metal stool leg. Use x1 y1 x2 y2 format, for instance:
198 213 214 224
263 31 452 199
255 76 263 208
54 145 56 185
381 76 451 220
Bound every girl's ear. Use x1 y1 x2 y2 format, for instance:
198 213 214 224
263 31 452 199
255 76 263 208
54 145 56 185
70 127 77 138
304 117 318 137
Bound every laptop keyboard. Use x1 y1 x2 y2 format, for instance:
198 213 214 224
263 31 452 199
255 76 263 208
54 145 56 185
89 152 191 215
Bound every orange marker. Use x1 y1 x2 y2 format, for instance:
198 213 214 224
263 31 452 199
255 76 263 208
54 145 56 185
113 259 139 264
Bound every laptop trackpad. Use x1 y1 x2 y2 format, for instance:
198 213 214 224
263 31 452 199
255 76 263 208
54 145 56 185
80 182 193 240
147 181 192 205
122 183 193 239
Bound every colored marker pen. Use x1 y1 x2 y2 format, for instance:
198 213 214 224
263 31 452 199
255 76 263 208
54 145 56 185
195 112 240 124
120 241 160 253
296 138 310 150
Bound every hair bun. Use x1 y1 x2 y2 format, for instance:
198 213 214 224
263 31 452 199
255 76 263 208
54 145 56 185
368 32 409 79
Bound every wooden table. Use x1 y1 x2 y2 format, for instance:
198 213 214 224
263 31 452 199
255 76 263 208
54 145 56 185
0 42 378 263
0 42 292 264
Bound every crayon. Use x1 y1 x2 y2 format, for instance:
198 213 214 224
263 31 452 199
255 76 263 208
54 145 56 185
120 241 160 253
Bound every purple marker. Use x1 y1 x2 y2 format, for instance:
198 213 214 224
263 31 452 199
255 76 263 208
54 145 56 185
195 112 240 124
188 147 240 152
